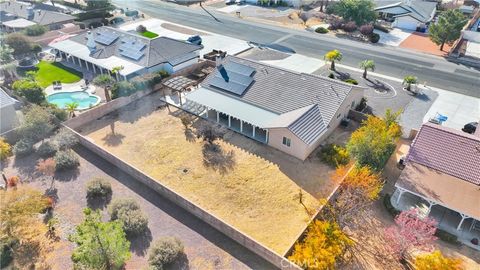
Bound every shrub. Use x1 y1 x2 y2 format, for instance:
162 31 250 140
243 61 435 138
0 138 12 161
359 24 374 36
148 237 184 270
157 70 170 79
31 44 42 54
328 18 344 30
318 144 350 167
315 27 329 34
374 24 389 33
345 78 358 85
4 33 32 57
54 128 78 150
109 198 148 235
86 177 112 199
37 141 58 158
370 33 380 43
12 79 46 104
136 24 147 33
383 194 400 217
24 25 47 36
328 73 335 79
0 243 13 268
343 21 357 32
108 198 140 220
88 21 103 29
54 150 80 170
435 229 459 245
45 104 68 123
13 139 34 157
111 81 137 99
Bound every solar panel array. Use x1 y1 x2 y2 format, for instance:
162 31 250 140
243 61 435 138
118 38 146 61
209 62 255 96
94 32 119 46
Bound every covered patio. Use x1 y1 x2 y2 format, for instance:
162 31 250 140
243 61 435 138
184 87 277 143
392 163 480 250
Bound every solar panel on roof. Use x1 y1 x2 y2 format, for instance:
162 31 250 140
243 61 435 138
210 76 250 96
94 32 119 45
209 65 254 96
120 47 144 60
119 40 146 52
224 61 255 76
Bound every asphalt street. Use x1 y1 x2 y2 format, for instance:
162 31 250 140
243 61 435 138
113 0 480 98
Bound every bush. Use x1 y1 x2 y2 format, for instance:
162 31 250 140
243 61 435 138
157 70 170 79
359 24 374 36
435 229 460 245
109 198 148 235
0 138 12 161
13 139 35 157
328 73 335 79
31 44 42 54
345 78 358 85
111 81 137 99
109 198 140 220
343 21 357 32
148 237 184 270
136 24 147 33
12 79 46 104
328 18 344 30
88 21 103 29
0 243 13 268
45 104 68 123
318 144 350 167
54 128 78 150
383 194 400 217
370 33 380 43
86 177 112 199
54 150 80 170
374 24 389 33
315 27 329 34
37 141 58 158
24 25 47 36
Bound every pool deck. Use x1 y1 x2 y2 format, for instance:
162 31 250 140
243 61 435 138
45 80 103 112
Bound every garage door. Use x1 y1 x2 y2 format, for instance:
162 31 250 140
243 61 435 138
394 18 418 31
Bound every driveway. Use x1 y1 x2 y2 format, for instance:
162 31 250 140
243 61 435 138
375 28 413 47
399 32 452 56
119 18 251 56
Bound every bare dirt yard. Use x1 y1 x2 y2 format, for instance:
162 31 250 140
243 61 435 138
76 91 339 254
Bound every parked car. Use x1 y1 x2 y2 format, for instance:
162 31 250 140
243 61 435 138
187 35 202 45
235 0 245 5
225 0 235 4
462 122 477 134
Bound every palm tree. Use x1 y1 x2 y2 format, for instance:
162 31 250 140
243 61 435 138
65 102 79 118
92 74 116 102
359 60 375 79
403 75 418 92
111 66 124 80
324 50 342 71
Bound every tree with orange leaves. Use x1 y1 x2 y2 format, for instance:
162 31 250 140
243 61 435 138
36 158 56 189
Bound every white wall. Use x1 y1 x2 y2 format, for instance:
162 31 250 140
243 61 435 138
1 104 17 133
463 30 480 42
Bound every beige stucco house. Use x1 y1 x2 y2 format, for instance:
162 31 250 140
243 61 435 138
184 56 364 160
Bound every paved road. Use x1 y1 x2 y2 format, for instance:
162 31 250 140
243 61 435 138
113 0 480 97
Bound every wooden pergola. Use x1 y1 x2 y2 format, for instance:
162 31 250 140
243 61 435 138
162 76 197 105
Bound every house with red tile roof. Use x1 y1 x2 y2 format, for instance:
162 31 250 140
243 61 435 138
391 122 480 250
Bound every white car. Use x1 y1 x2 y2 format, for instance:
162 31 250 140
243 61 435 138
235 0 245 5
225 0 235 4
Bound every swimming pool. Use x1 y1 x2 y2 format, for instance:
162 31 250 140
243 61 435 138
47 91 101 110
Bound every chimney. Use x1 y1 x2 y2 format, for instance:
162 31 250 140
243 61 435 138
215 53 223 67
86 31 96 53
26 7 34 20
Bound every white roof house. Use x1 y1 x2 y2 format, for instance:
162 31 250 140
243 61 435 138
375 0 437 30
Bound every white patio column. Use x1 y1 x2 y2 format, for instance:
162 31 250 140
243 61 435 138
85 61 90 71
100 67 104 75
216 111 219 123
228 116 231 127
92 64 97 74
240 120 243 133
396 188 406 205
457 214 470 230
426 201 437 215
252 125 256 138
265 129 269 143
123 75 127 80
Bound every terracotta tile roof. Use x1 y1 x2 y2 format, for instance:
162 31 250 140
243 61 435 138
406 122 480 185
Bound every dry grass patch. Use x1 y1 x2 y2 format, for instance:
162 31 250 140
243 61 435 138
79 94 337 253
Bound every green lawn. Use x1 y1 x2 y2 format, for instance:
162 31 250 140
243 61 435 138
141 31 159 39
35 61 82 87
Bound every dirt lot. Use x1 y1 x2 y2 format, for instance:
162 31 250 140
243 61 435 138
76 92 339 254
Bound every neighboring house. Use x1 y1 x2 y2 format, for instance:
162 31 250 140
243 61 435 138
392 122 480 249
457 10 480 60
0 1 75 32
0 88 19 134
184 56 365 160
375 0 437 31
50 27 203 80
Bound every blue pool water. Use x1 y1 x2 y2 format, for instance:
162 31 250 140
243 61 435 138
47 91 100 110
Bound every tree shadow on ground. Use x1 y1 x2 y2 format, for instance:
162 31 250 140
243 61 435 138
86 194 112 210
413 92 431 102
365 78 390 92
12 153 40 182
202 143 235 175
165 252 190 270
54 167 80 182
334 70 351 80
184 128 196 143
101 132 126 147
128 228 153 257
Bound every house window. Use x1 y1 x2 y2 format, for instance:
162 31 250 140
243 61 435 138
337 113 342 119
282 137 291 147
351 101 355 108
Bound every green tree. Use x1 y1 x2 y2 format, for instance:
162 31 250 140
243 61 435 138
346 110 401 170
0 44 14 64
17 105 55 142
324 49 343 71
93 74 116 102
4 33 33 57
12 79 45 104
332 0 377 25
23 25 47 36
429 9 468 51
359 59 375 79
402 75 418 92
65 102 79 118
70 208 131 270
